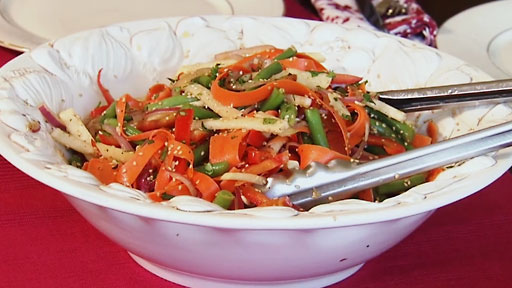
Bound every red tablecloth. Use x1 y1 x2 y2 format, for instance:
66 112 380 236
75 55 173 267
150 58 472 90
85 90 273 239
1 1 511 287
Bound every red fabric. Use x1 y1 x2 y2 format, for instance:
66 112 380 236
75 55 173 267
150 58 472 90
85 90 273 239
1 2 512 287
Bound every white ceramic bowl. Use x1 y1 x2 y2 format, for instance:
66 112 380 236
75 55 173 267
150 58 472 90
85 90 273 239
1 16 511 288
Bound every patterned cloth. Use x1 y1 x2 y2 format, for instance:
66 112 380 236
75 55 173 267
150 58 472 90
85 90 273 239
311 0 438 47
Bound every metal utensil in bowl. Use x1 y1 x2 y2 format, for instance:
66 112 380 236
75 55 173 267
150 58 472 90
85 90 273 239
264 80 512 209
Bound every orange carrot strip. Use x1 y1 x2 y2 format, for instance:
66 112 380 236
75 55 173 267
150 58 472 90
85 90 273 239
412 133 432 148
427 120 438 143
84 158 117 185
115 136 166 186
209 129 249 168
345 102 370 149
192 171 221 202
297 144 351 169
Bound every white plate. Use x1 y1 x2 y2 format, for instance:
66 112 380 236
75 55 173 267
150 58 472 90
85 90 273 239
437 0 512 79
0 0 284 52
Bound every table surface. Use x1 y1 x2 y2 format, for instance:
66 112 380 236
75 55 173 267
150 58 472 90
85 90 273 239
1 1 511 287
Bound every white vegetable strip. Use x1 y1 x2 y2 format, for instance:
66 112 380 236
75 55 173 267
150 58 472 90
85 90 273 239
184 84 242 119
201 117 294 136
59 108 95 144
96 143 134 163
366 98 407 122
327 91 351 119
220 172 267 185
285 68 331 89
51 128 95 155
285 94 312 108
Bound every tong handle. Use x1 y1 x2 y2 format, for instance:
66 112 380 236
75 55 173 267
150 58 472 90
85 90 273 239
267 121 512 210
379 79 512 112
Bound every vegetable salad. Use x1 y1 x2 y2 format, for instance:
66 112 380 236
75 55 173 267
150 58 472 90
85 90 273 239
42 46 440 210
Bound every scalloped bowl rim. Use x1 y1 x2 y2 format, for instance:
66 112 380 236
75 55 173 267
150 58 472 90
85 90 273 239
1 15 511 230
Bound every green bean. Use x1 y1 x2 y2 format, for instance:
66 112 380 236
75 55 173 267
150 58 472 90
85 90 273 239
103 118 118 127
374 173 427 198
274 46 297 60
193 142 210 167
182 104 219 120
69 153 85 168
260 88 285 111
300 132 314 145
305 108 329 148
253 61 283 81
366 106 415 145
364 145 387 156
124 124 141 137
370 118 399 141
145 95 199 111
195 161 230 178
279 102 298 126
213 190 235 209
194 75 213 89
99 102 116 123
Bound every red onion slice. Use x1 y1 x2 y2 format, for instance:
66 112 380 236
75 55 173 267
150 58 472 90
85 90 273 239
102 124 134 152
38 104 67 131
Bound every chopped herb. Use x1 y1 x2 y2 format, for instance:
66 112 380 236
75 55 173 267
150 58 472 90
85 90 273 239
327 71 336 78
263 118 278 125
363 93 374 104
161 192 174 200
309 71 321 77
210 63 220 78
160 146 169 161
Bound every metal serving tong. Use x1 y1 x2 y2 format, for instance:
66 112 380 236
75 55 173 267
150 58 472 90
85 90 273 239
263 79 512 210
378 79 512 112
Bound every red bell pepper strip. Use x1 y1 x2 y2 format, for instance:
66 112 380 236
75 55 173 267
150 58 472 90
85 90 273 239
246 130 267 148
245 146 274 165
330 73 363 86
97 68 115 105
295 52 328 71
278 57 326 72
174 108 194 145
97 131 120 147
90 104 109 118
145 83 172 102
